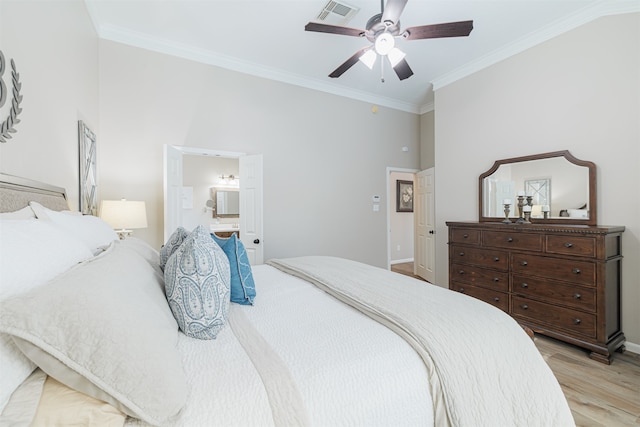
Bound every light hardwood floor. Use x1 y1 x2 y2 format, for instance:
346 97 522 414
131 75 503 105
391 262 640 426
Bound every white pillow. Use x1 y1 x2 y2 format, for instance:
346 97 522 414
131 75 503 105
0 219 94 413
0 206 35 220
0 243 187 425
29 202 118 254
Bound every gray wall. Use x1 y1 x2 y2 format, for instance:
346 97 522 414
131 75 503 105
0 0 99 204
434 13 640 345
97 40 422 268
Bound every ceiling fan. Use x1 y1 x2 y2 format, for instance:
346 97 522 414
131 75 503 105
305 0 473 81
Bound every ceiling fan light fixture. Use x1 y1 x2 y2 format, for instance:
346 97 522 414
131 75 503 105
359 49 377 69
387 47 406 67
374 32 395 55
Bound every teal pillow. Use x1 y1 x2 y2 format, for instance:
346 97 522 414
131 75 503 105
210 233 256 305
165 226 230 339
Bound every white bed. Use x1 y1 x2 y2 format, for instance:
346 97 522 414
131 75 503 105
0 173 575 427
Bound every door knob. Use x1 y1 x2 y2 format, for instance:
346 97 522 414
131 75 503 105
253 239 260 244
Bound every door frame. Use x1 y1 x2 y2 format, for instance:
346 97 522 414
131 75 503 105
386 166 419 270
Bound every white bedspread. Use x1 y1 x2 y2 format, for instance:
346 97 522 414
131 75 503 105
268 256 575 427
126 262 433 427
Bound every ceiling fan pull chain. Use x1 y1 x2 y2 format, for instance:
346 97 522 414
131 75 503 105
380 57 385 83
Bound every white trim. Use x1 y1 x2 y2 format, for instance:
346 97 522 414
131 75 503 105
390 258 414 265
96 24 420 114
386 167 419 270
625 340 640 355
89 1 639 114
432 1 640 91
174 146 245 158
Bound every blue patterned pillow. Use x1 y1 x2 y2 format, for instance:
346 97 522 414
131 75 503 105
210 233 256 305
164 226 230 339
159 227 189 271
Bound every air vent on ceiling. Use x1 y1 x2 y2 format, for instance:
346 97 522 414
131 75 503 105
316 1 359 25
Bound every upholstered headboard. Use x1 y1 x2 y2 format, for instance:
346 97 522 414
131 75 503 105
0 173 69 213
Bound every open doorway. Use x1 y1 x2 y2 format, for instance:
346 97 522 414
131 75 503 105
387 167 418 272
163 145 264 264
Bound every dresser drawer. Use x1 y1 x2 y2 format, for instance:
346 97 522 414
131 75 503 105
452 284 509 312
512 296 596 338
451 263 508 292
546 235 596 257
511 253 596 286
450 228 480 245
450 246 508 271
482 231 542 251
512 275 596 312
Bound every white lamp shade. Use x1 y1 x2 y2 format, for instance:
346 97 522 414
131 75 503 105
388 47 406 67
359 49 377 70
100 199 148 230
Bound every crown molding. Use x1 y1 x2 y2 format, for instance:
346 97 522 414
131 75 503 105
95 23 421 114
432 1 640 91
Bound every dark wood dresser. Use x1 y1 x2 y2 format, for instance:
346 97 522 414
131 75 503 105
447 221 625 364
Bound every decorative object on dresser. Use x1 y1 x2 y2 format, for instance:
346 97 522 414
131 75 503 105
449 151 625 364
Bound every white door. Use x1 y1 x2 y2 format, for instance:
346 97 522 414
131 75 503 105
415 168 435 282
239 154 264 265
163 145 183 242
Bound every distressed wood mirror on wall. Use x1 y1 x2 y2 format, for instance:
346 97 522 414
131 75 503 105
479 150 596 226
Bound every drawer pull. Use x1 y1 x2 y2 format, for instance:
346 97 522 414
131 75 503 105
573 268 581 274
462 234 469 239
458 270 465 275
574 293 582 300
459 287 465 293
493 277 500 282
493 297 500 302
521 304 529 310
564 242 573 248
507 237 513 242
493 257 500 262
520 261 528 266
573 318 582 325
459 252 465 257
521 283 528 288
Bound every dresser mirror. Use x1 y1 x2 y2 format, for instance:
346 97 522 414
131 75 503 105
479 150 596 225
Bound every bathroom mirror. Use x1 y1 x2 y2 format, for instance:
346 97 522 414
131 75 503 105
211 188 239 217
479 150 596 225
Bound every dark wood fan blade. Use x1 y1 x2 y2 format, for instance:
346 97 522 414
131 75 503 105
329 47 371 78
402 20 473 40
381 0 408 25
305 22 365 37
392 58 413 80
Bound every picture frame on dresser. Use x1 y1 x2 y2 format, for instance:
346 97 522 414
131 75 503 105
448 151 625 364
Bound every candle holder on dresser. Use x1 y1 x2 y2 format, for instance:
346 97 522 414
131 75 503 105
502 201 512 224
522 205 532 224
515 195 526 224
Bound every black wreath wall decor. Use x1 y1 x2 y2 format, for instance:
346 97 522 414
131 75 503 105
0 50 23 143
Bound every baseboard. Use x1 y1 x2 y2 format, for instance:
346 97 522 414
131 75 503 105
624 340 640 355
390 258 414 265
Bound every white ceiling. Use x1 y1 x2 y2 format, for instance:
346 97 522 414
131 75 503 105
85 0 638 113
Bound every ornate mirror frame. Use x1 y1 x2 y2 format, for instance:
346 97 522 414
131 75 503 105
479 150 597 226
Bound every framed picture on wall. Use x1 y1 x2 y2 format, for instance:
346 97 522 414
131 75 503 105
396 180 413 212
78 120 98 216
